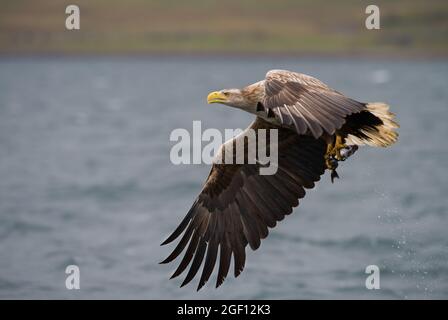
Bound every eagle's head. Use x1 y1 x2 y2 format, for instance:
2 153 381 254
207 89 247 109
207 81 265 112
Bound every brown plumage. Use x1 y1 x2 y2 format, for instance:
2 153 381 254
161 69 399 290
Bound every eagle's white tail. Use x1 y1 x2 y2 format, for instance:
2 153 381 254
346 102 399 147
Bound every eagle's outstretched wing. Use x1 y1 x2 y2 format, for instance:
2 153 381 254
262 69 366 138
161 117 327 290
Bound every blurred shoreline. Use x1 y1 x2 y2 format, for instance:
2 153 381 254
1 0 447 59
1 52 448 61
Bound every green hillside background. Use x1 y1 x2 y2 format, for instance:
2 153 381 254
1 0 447 56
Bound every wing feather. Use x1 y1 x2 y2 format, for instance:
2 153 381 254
263 70 366 138
161 117 327 290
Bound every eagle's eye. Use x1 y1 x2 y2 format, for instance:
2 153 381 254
222 91 230 96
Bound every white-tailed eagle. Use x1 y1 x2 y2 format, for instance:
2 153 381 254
161 69 399 290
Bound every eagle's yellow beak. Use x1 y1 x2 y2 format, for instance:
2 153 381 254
207 91 227 104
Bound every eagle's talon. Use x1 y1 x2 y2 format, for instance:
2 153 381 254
325 156 338 171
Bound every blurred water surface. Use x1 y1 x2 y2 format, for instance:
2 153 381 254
0 57 447 299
